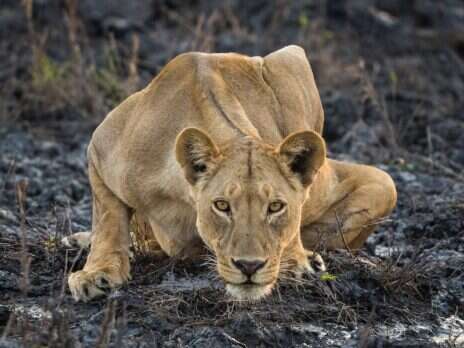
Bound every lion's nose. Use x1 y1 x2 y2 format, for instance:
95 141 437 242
232 258 267 277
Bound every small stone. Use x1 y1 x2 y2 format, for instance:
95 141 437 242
0 208 16 222
398 171 417 183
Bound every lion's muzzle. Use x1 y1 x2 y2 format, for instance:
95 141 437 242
231 258 267 277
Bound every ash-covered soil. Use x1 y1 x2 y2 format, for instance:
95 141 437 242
1 1 464 347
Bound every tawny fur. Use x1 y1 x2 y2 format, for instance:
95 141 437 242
65 46 397 302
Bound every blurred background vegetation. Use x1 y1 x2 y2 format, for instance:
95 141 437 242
1 0 464 171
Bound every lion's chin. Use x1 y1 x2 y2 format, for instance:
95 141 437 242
225 283 274 302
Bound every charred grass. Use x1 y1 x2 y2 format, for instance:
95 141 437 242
1 227 461 346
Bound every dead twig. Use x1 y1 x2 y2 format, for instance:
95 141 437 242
0 312 16 344
95 300 116 348
334 210 354 257
16 180 31 296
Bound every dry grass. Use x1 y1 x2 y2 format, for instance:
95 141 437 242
2 0 142 127
0 194 460 345
120 248 438 329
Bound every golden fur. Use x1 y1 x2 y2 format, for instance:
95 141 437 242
64 46 397 302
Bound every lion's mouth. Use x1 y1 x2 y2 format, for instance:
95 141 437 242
225 281 275 301
227 279 273 286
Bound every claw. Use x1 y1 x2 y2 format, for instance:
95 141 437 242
309 253 326 272
285 250 327 279
98 276 110 288
68 267 129 302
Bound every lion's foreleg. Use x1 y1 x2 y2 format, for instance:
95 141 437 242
68 162 131 302
280 233 326 279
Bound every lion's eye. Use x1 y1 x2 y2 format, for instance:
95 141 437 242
214 200 230 212
268 201 285 214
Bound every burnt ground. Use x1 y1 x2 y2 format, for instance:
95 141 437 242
0 1 464 347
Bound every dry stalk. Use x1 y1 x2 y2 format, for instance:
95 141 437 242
191 10 219 52
358 306 376 348
126 33 140 94
95 300 116 348
0 312 16 344
21 0 34 38
16 180 31 296
334 210 354 257
114 301 127 347
359 59 400 155
65 0 81 61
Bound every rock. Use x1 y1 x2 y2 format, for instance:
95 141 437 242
0 209 16 222
39 141 61 158
398 171 417 183
103 17 131 35
432 315 464 346
13 304 52 321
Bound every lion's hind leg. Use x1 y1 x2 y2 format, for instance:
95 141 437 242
302 163 397 251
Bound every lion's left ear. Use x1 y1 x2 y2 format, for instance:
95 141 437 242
175 128 221 185
276 130 326 187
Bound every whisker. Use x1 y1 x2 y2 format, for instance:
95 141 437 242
200 260 217 268
258 270 279 277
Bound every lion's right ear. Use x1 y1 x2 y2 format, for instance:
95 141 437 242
175 128 221 185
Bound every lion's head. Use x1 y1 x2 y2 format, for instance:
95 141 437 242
175 128 326 301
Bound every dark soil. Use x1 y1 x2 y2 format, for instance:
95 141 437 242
1 1 463 347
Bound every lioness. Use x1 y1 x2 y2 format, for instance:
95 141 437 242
64 45 396 302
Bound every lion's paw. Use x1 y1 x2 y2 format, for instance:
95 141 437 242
68 267 129 302
291 250 326 278
61 231 92 249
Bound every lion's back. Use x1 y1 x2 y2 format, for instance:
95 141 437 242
89 46 324 207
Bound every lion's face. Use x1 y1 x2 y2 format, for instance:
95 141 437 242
195 147 306 301
176 128 325 301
